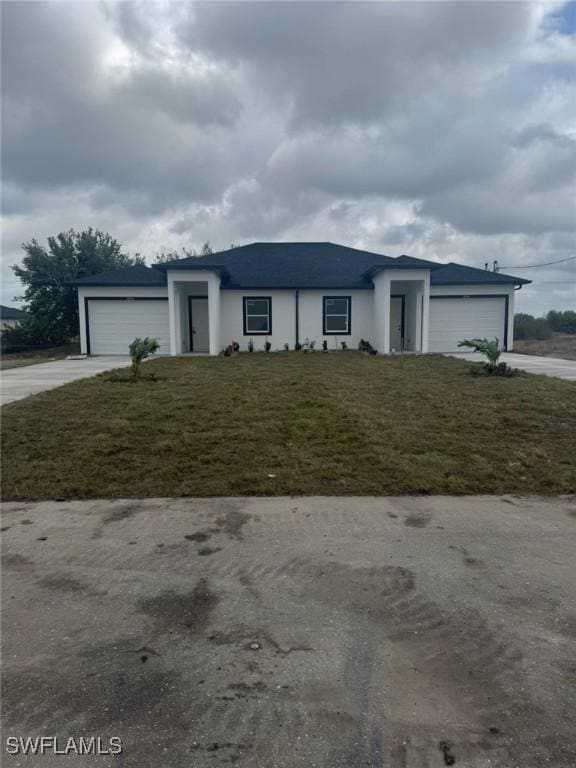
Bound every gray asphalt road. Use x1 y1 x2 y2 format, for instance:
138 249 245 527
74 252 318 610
0 356 132 405
2 495 575 768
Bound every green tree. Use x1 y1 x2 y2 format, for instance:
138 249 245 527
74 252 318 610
514 313 552 340
547 310 576 334
12 229 143 345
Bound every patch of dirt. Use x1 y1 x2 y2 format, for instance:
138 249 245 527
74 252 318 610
197 546 222 556
102 502 142 525
214 505 251 540
184 532 211 542
36 574 95 593
404 512 432 528
2 553 33 568
137 579 218 635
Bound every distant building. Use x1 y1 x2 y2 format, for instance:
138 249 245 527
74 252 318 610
0 305 28 332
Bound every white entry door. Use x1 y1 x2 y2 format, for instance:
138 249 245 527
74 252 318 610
189 298 209 352
390 297 404 351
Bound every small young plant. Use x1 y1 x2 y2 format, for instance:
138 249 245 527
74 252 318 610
322 340 328 352
341 341 348 351
309 339 316 351
458 337 500 373
264 338 272 352
129 337 159 379
248 338 254 352
458 337 519 376
284 342 290 351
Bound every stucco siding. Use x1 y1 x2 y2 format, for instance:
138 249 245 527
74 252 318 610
220 290 295 351
298 289 373 349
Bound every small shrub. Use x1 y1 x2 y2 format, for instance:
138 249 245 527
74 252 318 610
248 338 254 352
309 340 316 351
322 340 328 351
232 341 240 352
129 337 159 379
284 343 290 351
264 339 272 352
458 337 500 372
341 341 348 351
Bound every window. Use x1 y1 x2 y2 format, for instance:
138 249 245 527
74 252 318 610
243 297 272 335
323 296 351 334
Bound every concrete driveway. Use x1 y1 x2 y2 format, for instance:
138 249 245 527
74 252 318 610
2 495 575 768
1 356 131 405
448 351 576 380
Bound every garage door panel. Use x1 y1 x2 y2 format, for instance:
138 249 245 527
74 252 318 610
429 297 506 353
88 300 169 355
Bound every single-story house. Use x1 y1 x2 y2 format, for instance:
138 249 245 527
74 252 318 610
75 242 530 356
0 304 28 332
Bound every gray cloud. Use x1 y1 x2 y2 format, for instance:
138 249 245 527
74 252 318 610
1 1 575 315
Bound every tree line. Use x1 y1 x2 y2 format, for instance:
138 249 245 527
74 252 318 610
1 228 218 352
514 311 576 340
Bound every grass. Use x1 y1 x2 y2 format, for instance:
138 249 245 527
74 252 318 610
514 335 576 361
2 353 575 500
1 343 81 370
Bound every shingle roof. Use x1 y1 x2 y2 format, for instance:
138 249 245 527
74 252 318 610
74 243 531 288
155 242 401 289
430 263 531 286
74 265 167 287
0 305 28 319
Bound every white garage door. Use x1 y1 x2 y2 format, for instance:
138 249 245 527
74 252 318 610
429 297 507 352
87 299 170 355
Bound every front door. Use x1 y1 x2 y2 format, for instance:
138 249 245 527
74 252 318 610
189 298 209 352
390 297 404 351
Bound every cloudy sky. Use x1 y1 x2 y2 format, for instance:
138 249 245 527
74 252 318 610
2 1 575 315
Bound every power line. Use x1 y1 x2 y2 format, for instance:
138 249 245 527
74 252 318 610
499 255 576 270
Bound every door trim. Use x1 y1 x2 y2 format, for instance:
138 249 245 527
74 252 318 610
188 295 209 352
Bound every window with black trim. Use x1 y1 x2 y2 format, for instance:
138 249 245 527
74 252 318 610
243 297 272 335
323 296 351 335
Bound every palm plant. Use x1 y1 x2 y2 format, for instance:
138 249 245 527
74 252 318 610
129 337 160 378
457 337 500 372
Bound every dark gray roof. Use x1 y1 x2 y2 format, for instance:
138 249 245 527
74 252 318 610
74 243 531 288
75 265 167 287
0 305 28 319
156 242 401 289
430 262 531 286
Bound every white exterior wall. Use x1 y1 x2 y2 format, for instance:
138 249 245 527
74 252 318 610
78 285 168 354
373 270 430 353
299 289 373 349
430 284 516 351
221 288 374 351
167 270 220 355
221 290 295 351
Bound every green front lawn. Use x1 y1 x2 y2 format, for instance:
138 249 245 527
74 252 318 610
2 353 575 500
